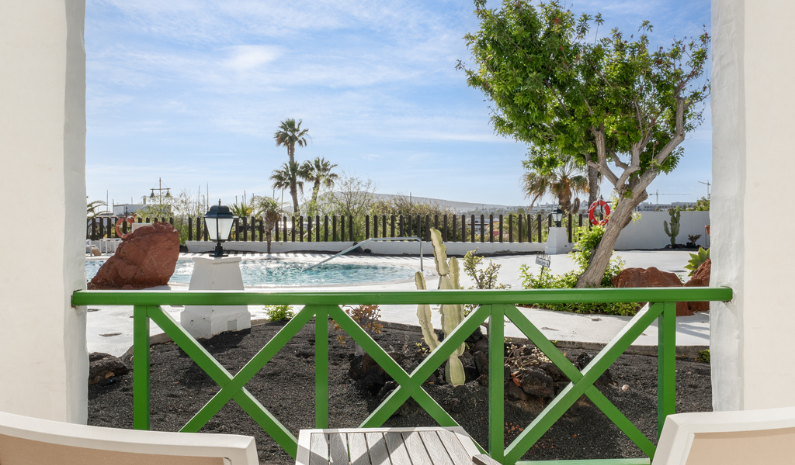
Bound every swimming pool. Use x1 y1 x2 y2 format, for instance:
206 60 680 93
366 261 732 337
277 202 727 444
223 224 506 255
85 258 422 287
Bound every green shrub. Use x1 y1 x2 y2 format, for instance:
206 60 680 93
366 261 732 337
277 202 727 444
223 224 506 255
519 225 639 316
462 249 506 316
264 304 295 321
333 304 383 345
698 349 710 363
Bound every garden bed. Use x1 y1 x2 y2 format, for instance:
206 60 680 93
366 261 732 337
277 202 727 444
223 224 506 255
88 320 711 464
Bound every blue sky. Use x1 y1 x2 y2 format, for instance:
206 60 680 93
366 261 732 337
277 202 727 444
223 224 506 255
85 0 712 209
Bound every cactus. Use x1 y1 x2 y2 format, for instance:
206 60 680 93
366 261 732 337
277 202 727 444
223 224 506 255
663 208 681 246
415 228 466 385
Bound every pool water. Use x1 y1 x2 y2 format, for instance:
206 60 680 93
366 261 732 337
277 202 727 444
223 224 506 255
85 258 421 287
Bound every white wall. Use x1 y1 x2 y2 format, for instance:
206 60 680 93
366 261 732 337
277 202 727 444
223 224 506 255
186 240 544 255
614 211 710 250
711 0 795 411
0 1 87 422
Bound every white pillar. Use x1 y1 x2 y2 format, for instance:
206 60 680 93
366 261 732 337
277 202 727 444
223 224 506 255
0 1 87 422
181 257 251 339
544 227 572 255
711 0 795 411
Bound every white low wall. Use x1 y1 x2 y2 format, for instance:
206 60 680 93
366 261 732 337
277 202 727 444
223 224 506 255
186 240 544 255
186 210 709 255
615 211 710 250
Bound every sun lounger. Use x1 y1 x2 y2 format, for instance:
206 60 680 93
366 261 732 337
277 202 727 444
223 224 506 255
297 426 481 465
0 410 258 464
652 406 795 465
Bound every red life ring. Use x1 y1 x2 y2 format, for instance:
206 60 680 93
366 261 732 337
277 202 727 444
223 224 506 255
115 215 136 239
588 200 611 226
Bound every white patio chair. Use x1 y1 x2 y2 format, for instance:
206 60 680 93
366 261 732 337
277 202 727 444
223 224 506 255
652 406 795 465
0 410 258 465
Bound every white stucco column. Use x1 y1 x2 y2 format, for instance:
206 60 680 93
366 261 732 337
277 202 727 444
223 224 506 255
0 1 87 422
711 0 795 411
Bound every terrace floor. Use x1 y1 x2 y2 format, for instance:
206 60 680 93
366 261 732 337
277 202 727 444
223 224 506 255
85 250 708 356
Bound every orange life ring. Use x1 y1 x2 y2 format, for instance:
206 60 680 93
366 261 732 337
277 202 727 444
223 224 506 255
588 200 611 226
115 215 136 238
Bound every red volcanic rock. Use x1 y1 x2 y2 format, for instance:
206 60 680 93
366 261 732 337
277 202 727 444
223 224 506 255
611 267 694 316
685 259 711 288
684 259 712 313
611 267 682 288
89 222 179 290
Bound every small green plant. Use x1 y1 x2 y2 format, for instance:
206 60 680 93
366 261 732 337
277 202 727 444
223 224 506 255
333 304 383 345
264 304 295 322
520 225 639 315
685 247 710 276
688 234 701 244
698 349 710 363
414 341 430 355
663 208 681 246
462 248 507 316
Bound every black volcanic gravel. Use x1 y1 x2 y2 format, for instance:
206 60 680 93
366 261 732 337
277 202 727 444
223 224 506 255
88 320 711 464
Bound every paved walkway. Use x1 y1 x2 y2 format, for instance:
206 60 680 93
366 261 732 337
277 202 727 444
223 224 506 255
85 250 708 356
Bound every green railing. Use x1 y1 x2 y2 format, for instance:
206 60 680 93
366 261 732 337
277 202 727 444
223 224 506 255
72 287 731 465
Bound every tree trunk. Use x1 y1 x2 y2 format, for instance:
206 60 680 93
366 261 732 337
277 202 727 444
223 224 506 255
266 231 272 253
558 188 572 214
311 181 320 206
290 181 299 214
575 190 648 288
587 165 599 208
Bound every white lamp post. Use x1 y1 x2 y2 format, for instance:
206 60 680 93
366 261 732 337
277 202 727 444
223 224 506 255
545 206 571 255
203 202 236 258
181 201 249 339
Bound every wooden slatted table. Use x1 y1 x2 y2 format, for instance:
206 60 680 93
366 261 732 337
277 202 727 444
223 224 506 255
296 427 482 465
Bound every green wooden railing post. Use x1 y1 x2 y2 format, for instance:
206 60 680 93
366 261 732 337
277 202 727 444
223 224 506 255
133 305 151 430
657 301 676 437
315 307 329 428
489 305 505 463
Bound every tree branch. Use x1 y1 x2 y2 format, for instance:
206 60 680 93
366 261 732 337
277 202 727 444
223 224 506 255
589 126 620 186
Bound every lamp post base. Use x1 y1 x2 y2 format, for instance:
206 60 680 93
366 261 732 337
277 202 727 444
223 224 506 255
180 256 250 339
545 227 572 255
211 242 226 257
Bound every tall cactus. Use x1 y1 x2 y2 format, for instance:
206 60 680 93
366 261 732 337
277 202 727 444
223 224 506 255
415 228 466 385
663 208 681 246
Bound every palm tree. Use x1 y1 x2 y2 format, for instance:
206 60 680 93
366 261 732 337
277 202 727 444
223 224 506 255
522 157 589 214
253 196 286 254
270 162 304 213
299 157 339 216
274 118 310 214
86 200 106 219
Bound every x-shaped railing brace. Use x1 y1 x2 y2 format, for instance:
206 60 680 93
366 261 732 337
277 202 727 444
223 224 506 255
136 300 673 464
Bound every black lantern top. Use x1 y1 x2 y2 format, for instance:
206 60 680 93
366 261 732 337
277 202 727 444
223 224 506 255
204 202 237 256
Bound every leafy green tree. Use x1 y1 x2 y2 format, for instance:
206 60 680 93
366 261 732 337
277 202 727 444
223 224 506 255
299 157 339 216
460 0 709 287
316 174 376 240
522 153 588 214
273 118 310 214
686 196 710 211
270 162 304 213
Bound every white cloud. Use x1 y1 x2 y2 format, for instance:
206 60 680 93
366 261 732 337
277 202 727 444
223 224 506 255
223 45 282 72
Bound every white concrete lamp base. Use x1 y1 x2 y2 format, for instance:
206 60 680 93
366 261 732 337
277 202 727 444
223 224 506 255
180 256 251 339
545 227 572 255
